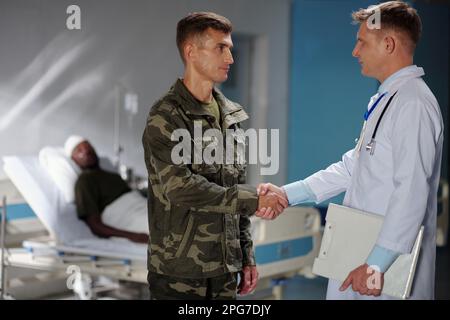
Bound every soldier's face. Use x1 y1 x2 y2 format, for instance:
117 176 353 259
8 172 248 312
190 28 234 84
71 141 99 169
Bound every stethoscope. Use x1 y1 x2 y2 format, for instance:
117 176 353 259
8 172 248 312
356 91 398 156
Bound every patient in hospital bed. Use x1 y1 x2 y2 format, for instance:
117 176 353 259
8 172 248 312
61 135 149 244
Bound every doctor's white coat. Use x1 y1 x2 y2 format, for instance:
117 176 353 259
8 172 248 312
304 66 444 300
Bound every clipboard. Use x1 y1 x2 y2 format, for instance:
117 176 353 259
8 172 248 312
312 203 423 299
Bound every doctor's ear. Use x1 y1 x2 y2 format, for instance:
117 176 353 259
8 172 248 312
383 36 396 54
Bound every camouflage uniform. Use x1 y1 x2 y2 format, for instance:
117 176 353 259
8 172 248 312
142 79 258 299
147 271 237 300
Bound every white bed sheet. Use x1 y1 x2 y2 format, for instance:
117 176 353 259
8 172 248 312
3 156 147 257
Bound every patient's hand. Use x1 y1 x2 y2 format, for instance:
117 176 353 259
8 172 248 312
86 215 149 244
256 183 289 220
128 233 149 244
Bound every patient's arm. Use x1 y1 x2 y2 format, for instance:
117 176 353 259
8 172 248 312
85 215 149 244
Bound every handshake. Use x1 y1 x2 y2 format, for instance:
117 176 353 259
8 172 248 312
256 183 289 220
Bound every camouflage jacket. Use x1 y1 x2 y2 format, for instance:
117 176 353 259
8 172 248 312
142 79 259 279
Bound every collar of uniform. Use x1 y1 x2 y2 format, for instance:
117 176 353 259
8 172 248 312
366 92 382 111
212 88 249 128
170 78 205 116
378 65 425 94
171 78 249 127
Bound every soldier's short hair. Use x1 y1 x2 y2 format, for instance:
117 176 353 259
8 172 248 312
352 1 422 53
176 12 233 64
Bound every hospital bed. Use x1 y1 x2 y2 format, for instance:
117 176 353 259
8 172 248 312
0 155 321 299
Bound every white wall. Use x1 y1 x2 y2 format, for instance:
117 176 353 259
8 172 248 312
0 0 290 185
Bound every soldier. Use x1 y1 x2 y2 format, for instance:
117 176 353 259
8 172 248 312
142 12 287 300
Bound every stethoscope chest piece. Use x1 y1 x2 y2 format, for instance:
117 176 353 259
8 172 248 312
365 138 376 156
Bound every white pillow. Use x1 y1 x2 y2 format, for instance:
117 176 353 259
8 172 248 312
39 146 80 203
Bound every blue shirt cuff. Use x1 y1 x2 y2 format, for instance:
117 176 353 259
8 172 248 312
366 245 401 273
282 180 316 206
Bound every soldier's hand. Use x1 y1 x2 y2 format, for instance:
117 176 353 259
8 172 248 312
256 190 288 220
238 265 258 295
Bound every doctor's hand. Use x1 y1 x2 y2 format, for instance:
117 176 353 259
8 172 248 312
257 183 287 198
256 191 288 220
238 265 258 295
255 183 289 220
339 263 384 297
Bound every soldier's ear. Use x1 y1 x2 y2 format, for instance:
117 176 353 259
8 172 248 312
184 42 196 63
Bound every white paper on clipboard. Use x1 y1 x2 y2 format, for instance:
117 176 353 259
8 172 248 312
312 203 424 299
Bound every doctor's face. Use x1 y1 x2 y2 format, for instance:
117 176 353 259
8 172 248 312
72 141 99 169
352 23 386 81
188 28 234 84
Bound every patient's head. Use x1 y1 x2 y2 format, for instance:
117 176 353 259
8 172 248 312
64 135 99 169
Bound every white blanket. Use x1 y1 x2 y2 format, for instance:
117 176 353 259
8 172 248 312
102 191 149 234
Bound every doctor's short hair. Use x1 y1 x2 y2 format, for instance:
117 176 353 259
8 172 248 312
352 1 422 52
176 12 233 64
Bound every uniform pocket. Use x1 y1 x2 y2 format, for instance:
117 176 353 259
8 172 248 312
175 214 197 258
191 163 220 183
235 163 247 174
191 163 219 174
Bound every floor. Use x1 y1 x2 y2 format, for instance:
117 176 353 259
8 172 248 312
435 245 450 300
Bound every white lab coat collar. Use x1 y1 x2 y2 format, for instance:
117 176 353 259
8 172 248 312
364 65 425 111
378 65 425 94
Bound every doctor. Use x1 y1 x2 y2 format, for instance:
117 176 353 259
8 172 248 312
257 1 443 299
